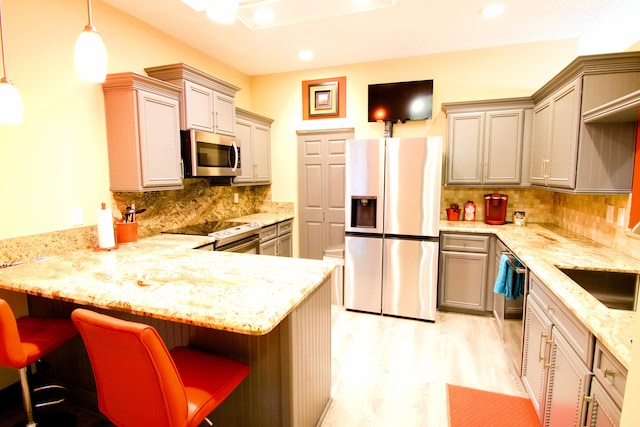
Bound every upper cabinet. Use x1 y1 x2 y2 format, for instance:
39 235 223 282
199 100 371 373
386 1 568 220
234 108 273 185
145 63 240 136
102 73 183 192
442 98 533 187
529 52 640 193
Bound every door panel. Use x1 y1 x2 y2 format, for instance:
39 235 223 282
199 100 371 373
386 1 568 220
297 130 351 259
344 236 383 313
382 238 438 321
385 137 442 237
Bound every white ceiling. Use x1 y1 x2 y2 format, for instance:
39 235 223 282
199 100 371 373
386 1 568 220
101 0 639 76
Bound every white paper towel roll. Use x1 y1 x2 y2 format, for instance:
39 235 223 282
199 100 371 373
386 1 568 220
97 208 115 248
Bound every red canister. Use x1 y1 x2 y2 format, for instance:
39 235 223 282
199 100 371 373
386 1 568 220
464 201 476 221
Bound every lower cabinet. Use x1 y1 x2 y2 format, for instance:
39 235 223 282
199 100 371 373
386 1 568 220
522 273 593 426
584 341 626 426
438 233 490 313
259 220 293 257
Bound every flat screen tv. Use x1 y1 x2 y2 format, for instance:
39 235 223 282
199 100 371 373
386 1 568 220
368 80 433 123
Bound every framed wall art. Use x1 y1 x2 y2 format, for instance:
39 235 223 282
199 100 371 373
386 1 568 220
302 76 346 120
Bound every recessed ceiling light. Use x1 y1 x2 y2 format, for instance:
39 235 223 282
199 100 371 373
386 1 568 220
298 50 314 61
481 3 505 18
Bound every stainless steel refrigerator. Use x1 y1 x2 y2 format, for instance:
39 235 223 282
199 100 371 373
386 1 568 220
344 136 442 321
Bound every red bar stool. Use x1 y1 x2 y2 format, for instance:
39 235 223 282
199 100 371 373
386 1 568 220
0 299 79 427
71 308 251 427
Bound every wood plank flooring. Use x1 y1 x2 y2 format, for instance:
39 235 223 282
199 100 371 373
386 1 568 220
0 307 526 427
320 307 527 427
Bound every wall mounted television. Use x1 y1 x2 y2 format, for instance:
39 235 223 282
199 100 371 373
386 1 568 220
368 79 434 123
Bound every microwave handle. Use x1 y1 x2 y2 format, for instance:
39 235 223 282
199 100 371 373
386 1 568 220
231 140 239 171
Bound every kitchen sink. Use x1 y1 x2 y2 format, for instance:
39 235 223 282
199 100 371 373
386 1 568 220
557 268 638 311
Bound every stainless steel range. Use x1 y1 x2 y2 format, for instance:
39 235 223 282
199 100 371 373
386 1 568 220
163 221 262 253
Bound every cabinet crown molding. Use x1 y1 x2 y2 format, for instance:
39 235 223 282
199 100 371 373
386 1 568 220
441 97 533 115
236 107 274 124
532 51 640 103
102 72 182 99
145 63 241 97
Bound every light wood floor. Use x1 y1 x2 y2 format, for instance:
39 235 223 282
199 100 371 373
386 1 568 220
320 307 527 427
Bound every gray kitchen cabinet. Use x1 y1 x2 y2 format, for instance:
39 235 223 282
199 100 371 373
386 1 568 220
583 341 626 426
259 220 293 257
586 377 620 427
102 72 183 192
529 52 640 193
438 233 490 313
442 98 532 186
145 63 240 135
522 273 594 426
234 108 273 185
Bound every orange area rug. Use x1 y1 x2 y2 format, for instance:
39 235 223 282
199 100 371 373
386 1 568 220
447 383 540 427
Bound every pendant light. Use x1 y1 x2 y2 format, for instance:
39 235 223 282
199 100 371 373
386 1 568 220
74 0 107 82
0 0 23 125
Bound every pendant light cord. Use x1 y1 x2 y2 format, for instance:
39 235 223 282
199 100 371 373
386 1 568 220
86 0 93 26
0 0 9 80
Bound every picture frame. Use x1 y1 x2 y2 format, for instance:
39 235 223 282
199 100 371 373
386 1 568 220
302 76 346 120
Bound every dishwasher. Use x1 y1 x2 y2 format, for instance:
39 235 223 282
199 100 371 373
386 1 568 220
493 238 528 376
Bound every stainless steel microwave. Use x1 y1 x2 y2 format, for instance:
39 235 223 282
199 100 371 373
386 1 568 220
181 129 241 179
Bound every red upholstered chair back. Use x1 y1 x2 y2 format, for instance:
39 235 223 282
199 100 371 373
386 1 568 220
72 309 189 427
0 299 28 368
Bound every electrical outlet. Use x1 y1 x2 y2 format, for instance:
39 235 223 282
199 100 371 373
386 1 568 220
617 207 626 227
233 193 239 204
71 207 84 226
606 205 614 223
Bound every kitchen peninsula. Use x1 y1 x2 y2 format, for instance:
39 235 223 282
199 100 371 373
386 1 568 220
0 233 335 427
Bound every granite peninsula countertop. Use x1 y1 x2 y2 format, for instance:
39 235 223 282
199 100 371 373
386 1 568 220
0 233 334 336
441 221 638 369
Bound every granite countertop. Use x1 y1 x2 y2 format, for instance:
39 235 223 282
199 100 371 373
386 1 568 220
441 221 638 369
226 213 294 227
0 233 334 336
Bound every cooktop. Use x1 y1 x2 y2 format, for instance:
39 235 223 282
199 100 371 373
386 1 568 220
162 221 233 236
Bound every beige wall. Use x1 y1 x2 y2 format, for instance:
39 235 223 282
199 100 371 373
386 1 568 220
0 0 251 240
251 40 579 203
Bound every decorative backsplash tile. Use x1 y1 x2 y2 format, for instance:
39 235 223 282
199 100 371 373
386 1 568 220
2 182 639 263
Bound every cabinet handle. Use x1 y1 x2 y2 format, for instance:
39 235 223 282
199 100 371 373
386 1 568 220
604 368 616 378
547 305 556 313
539 332 549 362
214 112 218 129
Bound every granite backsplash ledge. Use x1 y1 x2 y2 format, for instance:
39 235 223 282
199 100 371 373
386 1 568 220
1 181 292 263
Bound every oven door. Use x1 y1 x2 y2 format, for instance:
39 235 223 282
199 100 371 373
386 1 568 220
215 235 260 254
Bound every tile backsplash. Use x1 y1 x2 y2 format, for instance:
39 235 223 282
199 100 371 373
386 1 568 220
2 182 639 263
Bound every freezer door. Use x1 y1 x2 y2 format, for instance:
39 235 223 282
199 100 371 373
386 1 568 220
385 136 443 237
344 235 383 313
382 238 439 321
345 139 385 234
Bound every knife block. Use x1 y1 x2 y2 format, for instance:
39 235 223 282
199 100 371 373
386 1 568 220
115 221 138 244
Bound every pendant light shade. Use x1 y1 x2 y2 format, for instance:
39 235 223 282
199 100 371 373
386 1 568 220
0 0 23 124
74 0 107 82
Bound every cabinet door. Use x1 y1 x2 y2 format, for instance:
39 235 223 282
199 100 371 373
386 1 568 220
253 123 271 183
522 295 553 424
137 90 182 189
446 112 484 185
547 78 581 189
545 326 592 427
438 251 487 312
530 100 551 185
233 118 254 183
586 377 621 427
260 238 277 256
484 109 523 185
184 81 214 132
213 92 235 135
277 233 292 257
